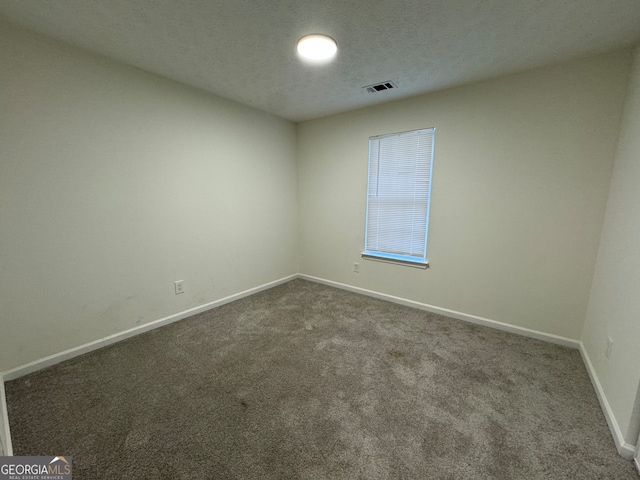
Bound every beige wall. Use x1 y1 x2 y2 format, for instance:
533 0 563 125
2 22 638 444
0 23 298 372
298 51 631 340
582 46 640 446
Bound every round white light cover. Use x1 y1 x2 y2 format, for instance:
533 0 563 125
296 34 337 61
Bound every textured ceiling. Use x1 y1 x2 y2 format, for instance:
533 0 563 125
1 0 640 122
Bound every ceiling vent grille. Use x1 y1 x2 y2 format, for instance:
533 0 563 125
364 81 396 93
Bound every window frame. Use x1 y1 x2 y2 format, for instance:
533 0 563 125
362 127 435 268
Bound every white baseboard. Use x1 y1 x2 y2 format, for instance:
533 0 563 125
302 275 640 460
299 275 580 349
635 457 640 474
2 273 634 463
0 375 12 456
0 274 297 456
1 274 297 383
579 343 636 459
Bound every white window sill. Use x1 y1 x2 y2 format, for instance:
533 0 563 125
361 253 429 269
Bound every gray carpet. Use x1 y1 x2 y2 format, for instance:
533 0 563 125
5 279 637 479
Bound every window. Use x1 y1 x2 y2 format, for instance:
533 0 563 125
363 128 435 267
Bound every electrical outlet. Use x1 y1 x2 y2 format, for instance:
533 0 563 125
174 280 185 295
605 337 613 359
353 262 360 273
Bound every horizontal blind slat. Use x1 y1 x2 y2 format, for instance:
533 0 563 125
365 128 435 263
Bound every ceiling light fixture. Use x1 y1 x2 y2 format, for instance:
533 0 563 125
296 34 337 62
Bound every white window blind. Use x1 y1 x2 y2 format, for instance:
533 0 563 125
363 128 435 266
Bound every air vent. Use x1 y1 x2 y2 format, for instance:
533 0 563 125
363 81 396 93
